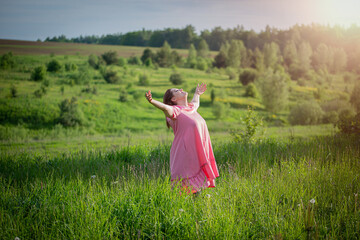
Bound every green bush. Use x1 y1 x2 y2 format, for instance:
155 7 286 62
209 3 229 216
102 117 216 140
323 111 339 124
10 85 17 98
0 52 16 69
226 67 237 80
69 70 92 85
289 101 324 125
138 74 150 86
58 97 84 127
119 88 128 102
169 73 184 85
65 63 78 71
144 58 154 67
118 57 127 67
31 66 46 81
196 57 208 71
88 54 103 69
101 51 118 65
47 59 62 72
102 69 120 84
239 68 258 86
128 56 142 65
244 83 258 98
212 102 228 119
337 111 360 135
0 98 58 127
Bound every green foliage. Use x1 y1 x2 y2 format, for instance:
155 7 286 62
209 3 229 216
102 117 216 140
239 68 258 85
30 66 46 81
102 69 120 84
195 57 208 71
212 102 228 119
337 111 360 135
10 85 17 98
350 84 360 112
34 86 47 98
101 51 118 65
69 70 92 85
141 48 154 64
88 54 103 69
186 44 197 68
197 39 209 58
225 67 237 80
155 41 172 67
257 68 289 113
119 88 128 102
118 57 127 67
47 59 62 72
210 89 215 104
58 97 84 127
138 74 150 86
0 98 58 127
169 73 184 85
289 100 324 125
144 58 153 67
0 52 16 69
231 106 263 143
213 51 227 68
244 83 258 98
127 56 142 65
65 62 78 71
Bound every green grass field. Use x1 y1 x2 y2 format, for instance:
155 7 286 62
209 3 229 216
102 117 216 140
1 40 359 239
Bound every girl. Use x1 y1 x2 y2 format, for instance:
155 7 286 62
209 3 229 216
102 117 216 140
145 83 219 193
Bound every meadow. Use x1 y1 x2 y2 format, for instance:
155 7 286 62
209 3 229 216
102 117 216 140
0 40 359 239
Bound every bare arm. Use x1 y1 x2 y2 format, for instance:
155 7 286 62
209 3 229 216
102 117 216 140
191 83 207 107
145 90 174 118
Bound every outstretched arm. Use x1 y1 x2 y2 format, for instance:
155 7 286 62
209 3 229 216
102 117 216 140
145 90 174 118
191 83 207 108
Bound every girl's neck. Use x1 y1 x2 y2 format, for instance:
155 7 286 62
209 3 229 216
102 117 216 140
176 98 188 107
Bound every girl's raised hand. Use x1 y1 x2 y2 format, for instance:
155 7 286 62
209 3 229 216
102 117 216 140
195 83 207 95
145 90 153 103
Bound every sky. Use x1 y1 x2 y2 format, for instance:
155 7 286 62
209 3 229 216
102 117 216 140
0 0 359 41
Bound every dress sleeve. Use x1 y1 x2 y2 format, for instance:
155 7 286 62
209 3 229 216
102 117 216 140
169 105 181 119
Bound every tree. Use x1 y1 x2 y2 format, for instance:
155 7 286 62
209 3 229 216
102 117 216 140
263 42 281 69
331 48 347 73
155 41 172 67
141 48 154 64
289 100 324 125
239 68 258 86
257 68 289 113
312 43 333 70
227 40 245 68
186 44 197 68
197 39 209 58
169 73 184 85
0 52 16 69
31 66 46 81
283 40 298 67
101 51 118 65
253 48 264 71
47 59 62 72
58 97 84 127
350 84 360 112
297 41 312 72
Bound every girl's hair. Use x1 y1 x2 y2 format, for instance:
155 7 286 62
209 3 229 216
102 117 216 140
163 89 176 128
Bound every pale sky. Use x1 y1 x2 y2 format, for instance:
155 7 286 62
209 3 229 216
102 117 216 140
0 0 359 41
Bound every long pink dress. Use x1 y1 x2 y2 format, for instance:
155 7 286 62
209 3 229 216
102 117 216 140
166 102 219 192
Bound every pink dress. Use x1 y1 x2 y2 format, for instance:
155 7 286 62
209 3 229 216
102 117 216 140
166 102 219 192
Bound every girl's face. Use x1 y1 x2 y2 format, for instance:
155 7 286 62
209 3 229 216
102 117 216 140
171 88 187 102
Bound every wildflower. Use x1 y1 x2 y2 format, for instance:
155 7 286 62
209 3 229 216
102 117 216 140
112 181 119 184
310 198 315 204
91 175 96 179
15 237 20 240
206 194 211 198
179 209 184 213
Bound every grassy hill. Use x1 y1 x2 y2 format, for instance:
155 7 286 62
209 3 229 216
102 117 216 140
0 40 351 154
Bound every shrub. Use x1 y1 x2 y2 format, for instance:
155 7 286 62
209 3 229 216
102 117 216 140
0 52 16 69
226 67 237 80
65 63 78 71
119 88 128 102
58 97 84 127
244 83 258 98
350 84 360 112
169 73 184 85
144 58 154 67
211 89 215 104
47 59 62 72
69 70 91 85
31 66 46 81
102 69 120 84
141 48 154 63
118 57 127 67
239 68 258 86
88 54 103 69
128 56 142 65
323 111 339 124
212 102 227 119
196 57 208 71
230 106 263 143
10 85 17 98
337 111 360 135
289 100 324 125
138 74 150 86
101 51 118 65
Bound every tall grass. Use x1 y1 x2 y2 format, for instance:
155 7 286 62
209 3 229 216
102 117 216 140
1 136 360 239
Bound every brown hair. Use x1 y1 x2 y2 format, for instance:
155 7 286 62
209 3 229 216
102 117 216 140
163 89 176 128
